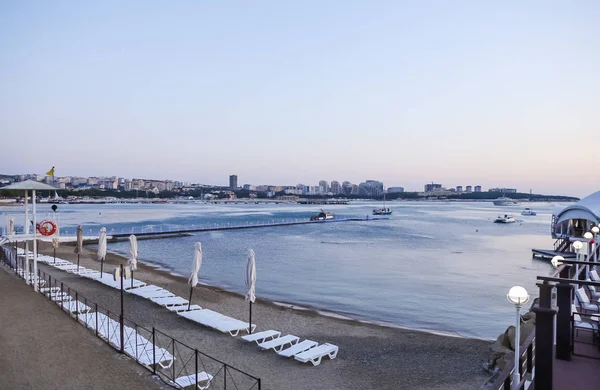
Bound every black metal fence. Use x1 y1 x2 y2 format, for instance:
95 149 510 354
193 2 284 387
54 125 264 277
0 245 261 390
488 327 536 390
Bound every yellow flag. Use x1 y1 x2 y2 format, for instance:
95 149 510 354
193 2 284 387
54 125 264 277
46 166 55 176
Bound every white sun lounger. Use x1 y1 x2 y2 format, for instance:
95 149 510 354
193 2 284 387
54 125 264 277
60 300 91 314
294 343 339 366
127 285 173 298
40 286 61 293
91 274 146 289
134 289 176 299
241 330 281 345
174 372 214 390
166 304 202 313
48 292 72 302
70 268 99 276
151 296 190 307
42 258 70 265
54 264 82 271
277 340 318 358
135 344 175 369
258 335 299 352
178 309 256 336
83 312 121 339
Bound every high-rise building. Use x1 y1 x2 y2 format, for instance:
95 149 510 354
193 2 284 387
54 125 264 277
424 183 442 192
318 180 329 195
474 185 482 192
330 181 341 194
229 175 238 190
465 185 473 193
342 181 353 195
456 186 463 192
359 180 384 197
387 187 404 193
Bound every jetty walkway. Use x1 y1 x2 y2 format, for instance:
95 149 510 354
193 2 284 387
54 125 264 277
59 216 390 241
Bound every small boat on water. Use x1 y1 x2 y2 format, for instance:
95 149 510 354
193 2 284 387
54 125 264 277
373 190 392 215
493 197 520 206
373 208 392 215
521 208 537 216
494 214 516 223
310 210 334 221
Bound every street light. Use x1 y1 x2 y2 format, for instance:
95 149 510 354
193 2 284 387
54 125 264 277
507 286 530 390
592 227 599 262
584 232 594 268
551 255 564 269
573 241 583 286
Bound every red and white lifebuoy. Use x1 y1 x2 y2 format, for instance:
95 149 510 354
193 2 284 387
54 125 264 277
37 220 58 236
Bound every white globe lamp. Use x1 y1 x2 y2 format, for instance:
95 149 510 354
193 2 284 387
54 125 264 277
507 286 530 390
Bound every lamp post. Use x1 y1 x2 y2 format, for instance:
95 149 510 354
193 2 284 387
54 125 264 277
584 232 593 274
590 226 599 262
573 241 583 286
507 286 530 390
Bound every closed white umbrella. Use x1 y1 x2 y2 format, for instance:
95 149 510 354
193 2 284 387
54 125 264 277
52 238 59 264
75 225 83 272
245 249 257 333
127 235 138 288
187 242 203 310
9 216 14 235
98 227 107 277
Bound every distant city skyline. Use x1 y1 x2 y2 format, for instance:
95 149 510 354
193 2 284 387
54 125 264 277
1 2 598 198
0 170 544 198
0 167 583 196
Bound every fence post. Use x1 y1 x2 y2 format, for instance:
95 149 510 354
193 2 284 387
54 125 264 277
75 292 79 322
95 304 99 337
48 275 52 299
258 378 261 390
526 343 533 377
152 327 156 374
224 365 227 390
195 349 198 387
172 338 176 380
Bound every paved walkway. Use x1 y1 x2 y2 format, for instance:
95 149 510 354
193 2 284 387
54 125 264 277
0 269 165 390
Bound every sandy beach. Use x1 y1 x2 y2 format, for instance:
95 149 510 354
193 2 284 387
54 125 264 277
30 241 492 389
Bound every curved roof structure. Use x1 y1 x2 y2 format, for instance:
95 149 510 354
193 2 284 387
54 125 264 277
556 190 600 224
0 180 58 191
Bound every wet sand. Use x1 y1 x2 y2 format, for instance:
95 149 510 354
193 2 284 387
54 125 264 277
0 268 166 390
36 242 492 389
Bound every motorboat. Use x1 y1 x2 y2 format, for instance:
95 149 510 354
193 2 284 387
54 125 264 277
373 208 392 215
310 210 334 221
493 197 520 206
521 208 537 216
494 215 516 223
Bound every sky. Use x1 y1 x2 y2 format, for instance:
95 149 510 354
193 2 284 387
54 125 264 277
0 1 598 197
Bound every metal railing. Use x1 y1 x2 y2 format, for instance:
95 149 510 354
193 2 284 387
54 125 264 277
0 246 261 390
489 325 536 390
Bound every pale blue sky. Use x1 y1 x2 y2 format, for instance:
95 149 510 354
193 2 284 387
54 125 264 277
1 1 598 196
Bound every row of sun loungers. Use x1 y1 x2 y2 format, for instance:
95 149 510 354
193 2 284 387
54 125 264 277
241 330 339 366
8 250 217 389
28 251 340 367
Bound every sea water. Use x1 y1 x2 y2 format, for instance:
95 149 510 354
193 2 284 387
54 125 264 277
1 201 563 339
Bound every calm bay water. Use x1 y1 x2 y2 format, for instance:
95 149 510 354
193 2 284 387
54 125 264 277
1 201 565 339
